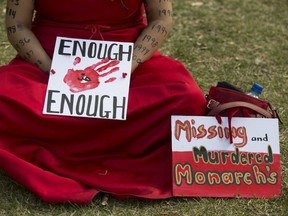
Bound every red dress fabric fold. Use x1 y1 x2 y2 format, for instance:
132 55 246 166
0 0 207 204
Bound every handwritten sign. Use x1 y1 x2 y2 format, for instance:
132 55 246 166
171 116 281 198
43 37 133 120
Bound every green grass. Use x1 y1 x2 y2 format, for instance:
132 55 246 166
1 0 288 215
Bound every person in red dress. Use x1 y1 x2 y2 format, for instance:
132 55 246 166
0 0 207 204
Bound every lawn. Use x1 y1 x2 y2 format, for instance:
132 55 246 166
0 0 288 215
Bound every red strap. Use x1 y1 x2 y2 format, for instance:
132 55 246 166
227 108 241 144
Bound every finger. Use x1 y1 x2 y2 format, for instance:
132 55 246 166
87 58 110 70
99 67 120 77
97 60 120 73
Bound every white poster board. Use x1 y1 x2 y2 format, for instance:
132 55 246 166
171 116 281 198
43 37 133 120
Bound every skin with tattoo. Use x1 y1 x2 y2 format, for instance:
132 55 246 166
5 0 51 73
131 0 173 72
5 0 172 74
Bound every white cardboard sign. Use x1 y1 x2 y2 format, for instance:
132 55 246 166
43 37 133 120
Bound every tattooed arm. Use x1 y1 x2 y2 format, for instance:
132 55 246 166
5 0 51 73
131 0 173 72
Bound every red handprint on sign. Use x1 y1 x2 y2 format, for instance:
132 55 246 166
63 57 120 93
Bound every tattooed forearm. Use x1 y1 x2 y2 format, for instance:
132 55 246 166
6 0 20 18
142 34 159 48
131 0 173 72
158 9 172 17
33 59 44 68
134 45 150 56
6 7 17 19
132 54 143 65
22 49 34 60
13 37 31 51
6 25 16 35
5 0 52 73
10 0 20 6
151 23 168 37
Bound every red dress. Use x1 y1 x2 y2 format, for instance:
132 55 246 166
0 0 206 204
